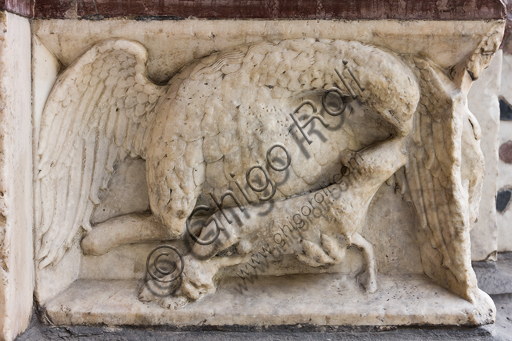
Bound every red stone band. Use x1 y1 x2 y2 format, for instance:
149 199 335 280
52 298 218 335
0 0 506 20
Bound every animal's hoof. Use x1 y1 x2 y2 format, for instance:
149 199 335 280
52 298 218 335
357 270 377 293
138 282 155 302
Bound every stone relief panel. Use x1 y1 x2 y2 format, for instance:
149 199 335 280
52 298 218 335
32 20 503 327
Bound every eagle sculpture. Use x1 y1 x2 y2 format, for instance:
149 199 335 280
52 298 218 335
35 38 485 304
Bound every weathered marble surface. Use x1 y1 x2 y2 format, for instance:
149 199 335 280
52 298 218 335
44 275 494 327
0 10 33 341
32 18 503 327
32 35 81 306
32 20 503 85
469 50 502 261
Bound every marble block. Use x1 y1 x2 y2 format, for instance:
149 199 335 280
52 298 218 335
0 10 33 341
31 18 504 328
469 50 502 261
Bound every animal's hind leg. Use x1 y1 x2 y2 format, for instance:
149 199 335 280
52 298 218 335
351 232 377 293
81 213 170 256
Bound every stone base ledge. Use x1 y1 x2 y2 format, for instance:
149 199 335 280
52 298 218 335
42 274 495 327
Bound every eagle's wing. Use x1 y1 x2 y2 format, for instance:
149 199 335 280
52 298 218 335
405 57 481 302
36 39 167 269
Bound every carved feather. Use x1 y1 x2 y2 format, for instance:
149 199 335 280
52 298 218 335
38 38 420 269
36 40 167 268
146 39 420 235
404 57 481 302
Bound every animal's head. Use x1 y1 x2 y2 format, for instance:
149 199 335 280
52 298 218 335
325 41 420 138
